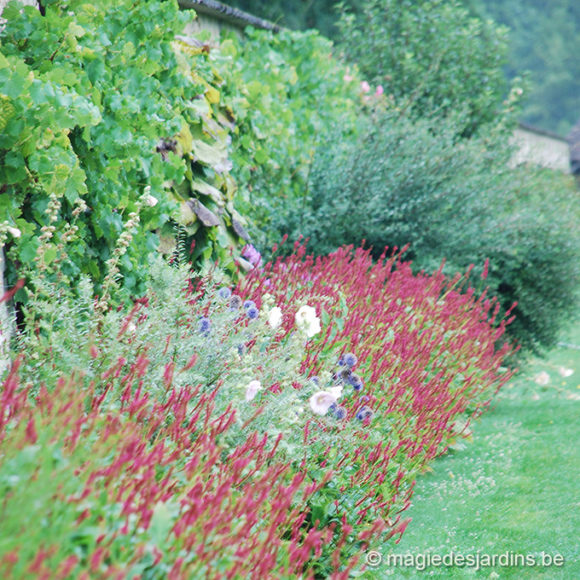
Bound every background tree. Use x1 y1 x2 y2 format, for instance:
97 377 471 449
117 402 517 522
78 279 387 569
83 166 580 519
464 0 580 136
223 0 580 135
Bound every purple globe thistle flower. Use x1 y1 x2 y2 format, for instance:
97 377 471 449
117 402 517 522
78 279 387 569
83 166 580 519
329 402 338 414
218 287 232 300
243 300 256 310
309 376 320 387
356 406 373 421
343 352 358 367
339 368 353 382
198 316 211 336
246 305 259 320
334 406 347 420
229 295 242 310
349 374 364 392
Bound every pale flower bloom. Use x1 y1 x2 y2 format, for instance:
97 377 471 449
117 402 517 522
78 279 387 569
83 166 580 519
360 81 371 93
558 366 574 377
6 226 21 238
295 305 321 338
375 85 384 96
309 391 338 416
245 380 262 402
267 306 283 329
533 371 550 386
327 385 343 400
144 195 158 207
343 73 354 82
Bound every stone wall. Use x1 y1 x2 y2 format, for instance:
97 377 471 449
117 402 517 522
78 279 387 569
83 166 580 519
510 124 571 173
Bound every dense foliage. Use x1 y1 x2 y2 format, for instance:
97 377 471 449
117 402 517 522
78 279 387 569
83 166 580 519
289 112 579 353
465 0 580 136
218 27 359 250
1 242 514 577
336 0 512 136
0 0 248 304
224 0 580 135
0 0 573 575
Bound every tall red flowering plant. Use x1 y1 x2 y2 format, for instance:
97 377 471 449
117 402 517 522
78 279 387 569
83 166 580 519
0 244 515 578
236 241 516 569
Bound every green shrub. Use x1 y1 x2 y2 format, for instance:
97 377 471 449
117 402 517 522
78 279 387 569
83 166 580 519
293 111 579 353
337 0 514 136
0 0 247 304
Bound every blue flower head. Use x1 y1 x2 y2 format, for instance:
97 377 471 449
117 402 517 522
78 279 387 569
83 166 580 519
349 374 364 392
329 402 337 414
343 352 358 367
229 295 242 310
218 287 232 300
309 376 320 387
246 305 259 320
334 406 347 420
356 406 373 421
198 316 211 336
243 300 256 310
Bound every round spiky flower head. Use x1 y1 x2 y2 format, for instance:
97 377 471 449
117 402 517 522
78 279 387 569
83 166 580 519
198 317 211 336
343 352 358 367
356 406 373 421
349 374 364 392
246 305 259 320
218 287 232 300
229 295 242 310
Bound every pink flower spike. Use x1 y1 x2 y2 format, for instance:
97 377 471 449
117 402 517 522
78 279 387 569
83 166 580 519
343 74 354 82
375 85 384 96
361 81 371 93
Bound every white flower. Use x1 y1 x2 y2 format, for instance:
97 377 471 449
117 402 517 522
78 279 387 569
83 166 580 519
6 226 21 238
144 194 158 207
245 380 262 402
267 306 283 329
533 371 550 386
558 366 574 377
295 305 321 339
327 385 343 400
309 391 337 416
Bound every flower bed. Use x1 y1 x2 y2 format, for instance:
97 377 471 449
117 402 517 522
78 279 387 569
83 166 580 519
0 245 514 578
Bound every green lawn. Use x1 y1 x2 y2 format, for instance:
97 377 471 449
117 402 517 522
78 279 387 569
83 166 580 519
359 324 580 579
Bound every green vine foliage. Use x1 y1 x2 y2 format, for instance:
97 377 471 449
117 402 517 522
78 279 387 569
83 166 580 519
0 0 248 303
217 28 361 253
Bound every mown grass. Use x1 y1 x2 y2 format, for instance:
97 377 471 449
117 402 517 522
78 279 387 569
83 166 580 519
359 323 580 578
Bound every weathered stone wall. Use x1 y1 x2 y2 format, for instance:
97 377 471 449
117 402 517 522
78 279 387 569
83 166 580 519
510 125 571 173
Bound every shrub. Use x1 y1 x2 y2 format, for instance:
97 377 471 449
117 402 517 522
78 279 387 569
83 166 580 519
294 112 580 353
2 241 514 577
337 0 513 135
0 0 248 304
